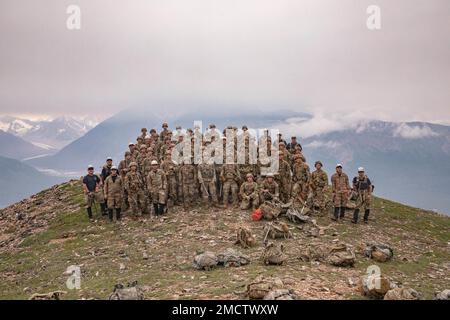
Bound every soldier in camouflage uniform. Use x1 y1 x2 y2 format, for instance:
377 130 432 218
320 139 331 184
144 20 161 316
124 162 147 216
104 166 123 221
179 161 197 208
220 163 241 208
160 123 171 142
352 167 373 224
142 147 157 178
147 160 168 215
136 145 148 175
161 151 180 206
278 143 291 166
277 151 292 203
291 154 310 199
197 158 218 207
239 173 260 210
129 142 139 160
139 128 147 140
136 136 144 149
259 173 279 203
310 161 329 210
118 151 133 210
331 164 351 221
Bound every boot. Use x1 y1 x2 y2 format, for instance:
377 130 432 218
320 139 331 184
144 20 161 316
352 209 359 224
153 203 159 216
332 207 339 221
340 206 346 218
116 208 121 221
108 209 114 222
158 203 165 215
100 203 108 216
363 209 370 223
87 207 93 220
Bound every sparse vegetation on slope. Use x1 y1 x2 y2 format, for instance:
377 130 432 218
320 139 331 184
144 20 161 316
0 180 449 300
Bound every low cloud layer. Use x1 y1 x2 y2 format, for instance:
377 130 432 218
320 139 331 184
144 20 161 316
1 0 449 123
393 123 439 139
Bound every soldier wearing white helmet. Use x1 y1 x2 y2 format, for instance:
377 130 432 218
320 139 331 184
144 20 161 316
352 167 373 224
104 166 123 222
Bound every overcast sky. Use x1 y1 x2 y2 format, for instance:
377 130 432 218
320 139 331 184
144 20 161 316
1 0 449 123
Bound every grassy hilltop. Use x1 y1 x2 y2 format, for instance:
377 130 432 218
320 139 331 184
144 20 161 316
0 180 449 300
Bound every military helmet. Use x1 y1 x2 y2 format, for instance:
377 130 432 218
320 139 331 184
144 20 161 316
150 128 156 133
315 161 323 167
242 125 248 130
151 160 158 165
129 162 138 168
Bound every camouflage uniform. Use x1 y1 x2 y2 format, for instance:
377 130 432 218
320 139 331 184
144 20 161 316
331 172 350 207
136 146 147 170
197 163 218 205
292 160 310 198
104 175 123 209
124 169 147 215
352 174 372 223
310 168 328 209
238 164 258 187
161 157 180 205
277 158 292 203
160 128 171 142
179 163 197 207
147 168 168 204
221 164 241 206
259 178 279 203
118 156 132 179
239 180 260 210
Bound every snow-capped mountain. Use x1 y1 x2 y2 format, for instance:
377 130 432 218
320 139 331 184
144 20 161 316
0 116 99 150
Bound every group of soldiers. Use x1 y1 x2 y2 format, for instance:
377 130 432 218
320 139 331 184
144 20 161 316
82 123 373 224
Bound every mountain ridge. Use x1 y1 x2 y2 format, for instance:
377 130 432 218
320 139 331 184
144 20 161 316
0 179 448 299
